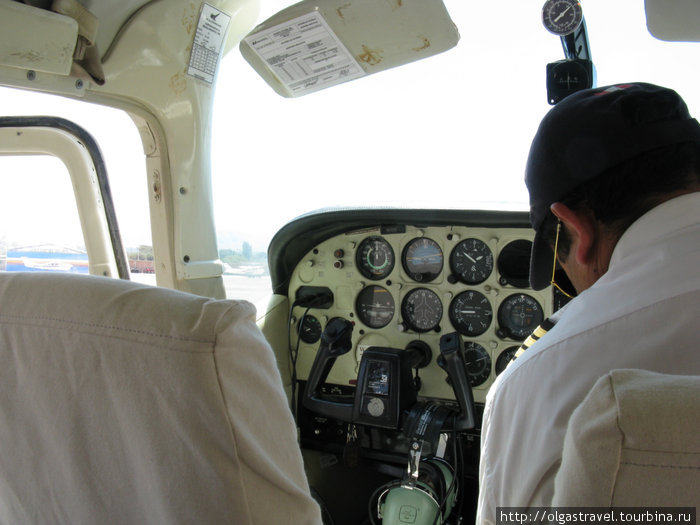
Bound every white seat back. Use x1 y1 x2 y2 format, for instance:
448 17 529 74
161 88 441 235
553 368 700 506
0 272 321 524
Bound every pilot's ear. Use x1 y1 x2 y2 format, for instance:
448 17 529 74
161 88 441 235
550 202 596 266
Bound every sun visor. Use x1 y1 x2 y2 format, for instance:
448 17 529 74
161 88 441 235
239 0 459 97
0 0 104 84
645 0 700 42
0 1 78 76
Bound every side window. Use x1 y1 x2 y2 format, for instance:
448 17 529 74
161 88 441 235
0 155 88 274
0 116 145 279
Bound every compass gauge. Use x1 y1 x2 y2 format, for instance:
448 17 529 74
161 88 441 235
401 288 443 333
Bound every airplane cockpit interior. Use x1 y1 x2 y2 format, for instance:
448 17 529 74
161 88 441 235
0 0 698 524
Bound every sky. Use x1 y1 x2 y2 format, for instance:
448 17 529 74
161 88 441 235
1 0 698 253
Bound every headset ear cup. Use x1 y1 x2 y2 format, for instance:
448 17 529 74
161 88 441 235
380 484 442 524
417 459 446 504
378 459 456 524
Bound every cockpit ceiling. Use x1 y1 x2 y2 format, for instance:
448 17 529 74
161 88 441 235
16 0 153 60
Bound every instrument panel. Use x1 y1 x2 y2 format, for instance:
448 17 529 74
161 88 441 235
287 221 554 404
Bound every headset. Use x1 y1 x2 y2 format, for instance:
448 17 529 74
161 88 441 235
376 456 457 525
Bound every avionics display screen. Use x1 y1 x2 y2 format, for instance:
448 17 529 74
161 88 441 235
366 360 390 396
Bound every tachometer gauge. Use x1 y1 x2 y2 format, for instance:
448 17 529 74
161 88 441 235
356 236 395 280
497 294 544 340
449 290 492 337
356 285 395 329
401 288 443 333
402 237 443 282
542 0 583 36
495 346 519 375
450 238 493 285
297 315 322 344
463 341 491 387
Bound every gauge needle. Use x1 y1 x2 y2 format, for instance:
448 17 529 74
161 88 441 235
460 310 476 314
463 253 476 263
555 6 571 22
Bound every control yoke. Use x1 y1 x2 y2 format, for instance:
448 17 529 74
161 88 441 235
303 317 355 422
437 332 476 430
303 318 475 432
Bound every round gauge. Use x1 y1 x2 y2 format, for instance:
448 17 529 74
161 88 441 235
449 290 493 337
402 237 443 282
497 239 532 288
547 60 593 105
401 288 443 333
495 346 519 375
297 315 322 344
356 285 395 329
542 0 583 36
463 342 492 387
497 294 544 340
356 236 395 280
450 238 494 285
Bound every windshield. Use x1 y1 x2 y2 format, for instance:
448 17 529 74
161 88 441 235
0 0 697 299
211 0 699 254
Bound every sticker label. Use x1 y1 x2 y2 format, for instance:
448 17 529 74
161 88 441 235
244 11 365 96
187 3 231 84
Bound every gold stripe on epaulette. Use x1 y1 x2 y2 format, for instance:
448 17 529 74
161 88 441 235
509 318 556 363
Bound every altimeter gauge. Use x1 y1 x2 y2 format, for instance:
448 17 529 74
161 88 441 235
450 238 493 285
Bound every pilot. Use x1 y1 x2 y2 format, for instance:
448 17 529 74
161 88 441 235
477 82 700 522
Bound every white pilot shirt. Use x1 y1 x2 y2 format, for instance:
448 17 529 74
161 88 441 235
477 192 700 524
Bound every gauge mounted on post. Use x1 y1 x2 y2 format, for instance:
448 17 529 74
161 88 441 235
542 0 583 36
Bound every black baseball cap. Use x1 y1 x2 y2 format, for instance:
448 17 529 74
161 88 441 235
526 82 700 290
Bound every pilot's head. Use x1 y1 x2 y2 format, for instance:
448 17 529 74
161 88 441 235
525 82 700 295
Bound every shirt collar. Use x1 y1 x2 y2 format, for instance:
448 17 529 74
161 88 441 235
609 191 700 268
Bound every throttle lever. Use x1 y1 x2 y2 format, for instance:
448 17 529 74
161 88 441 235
438 332 476 430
